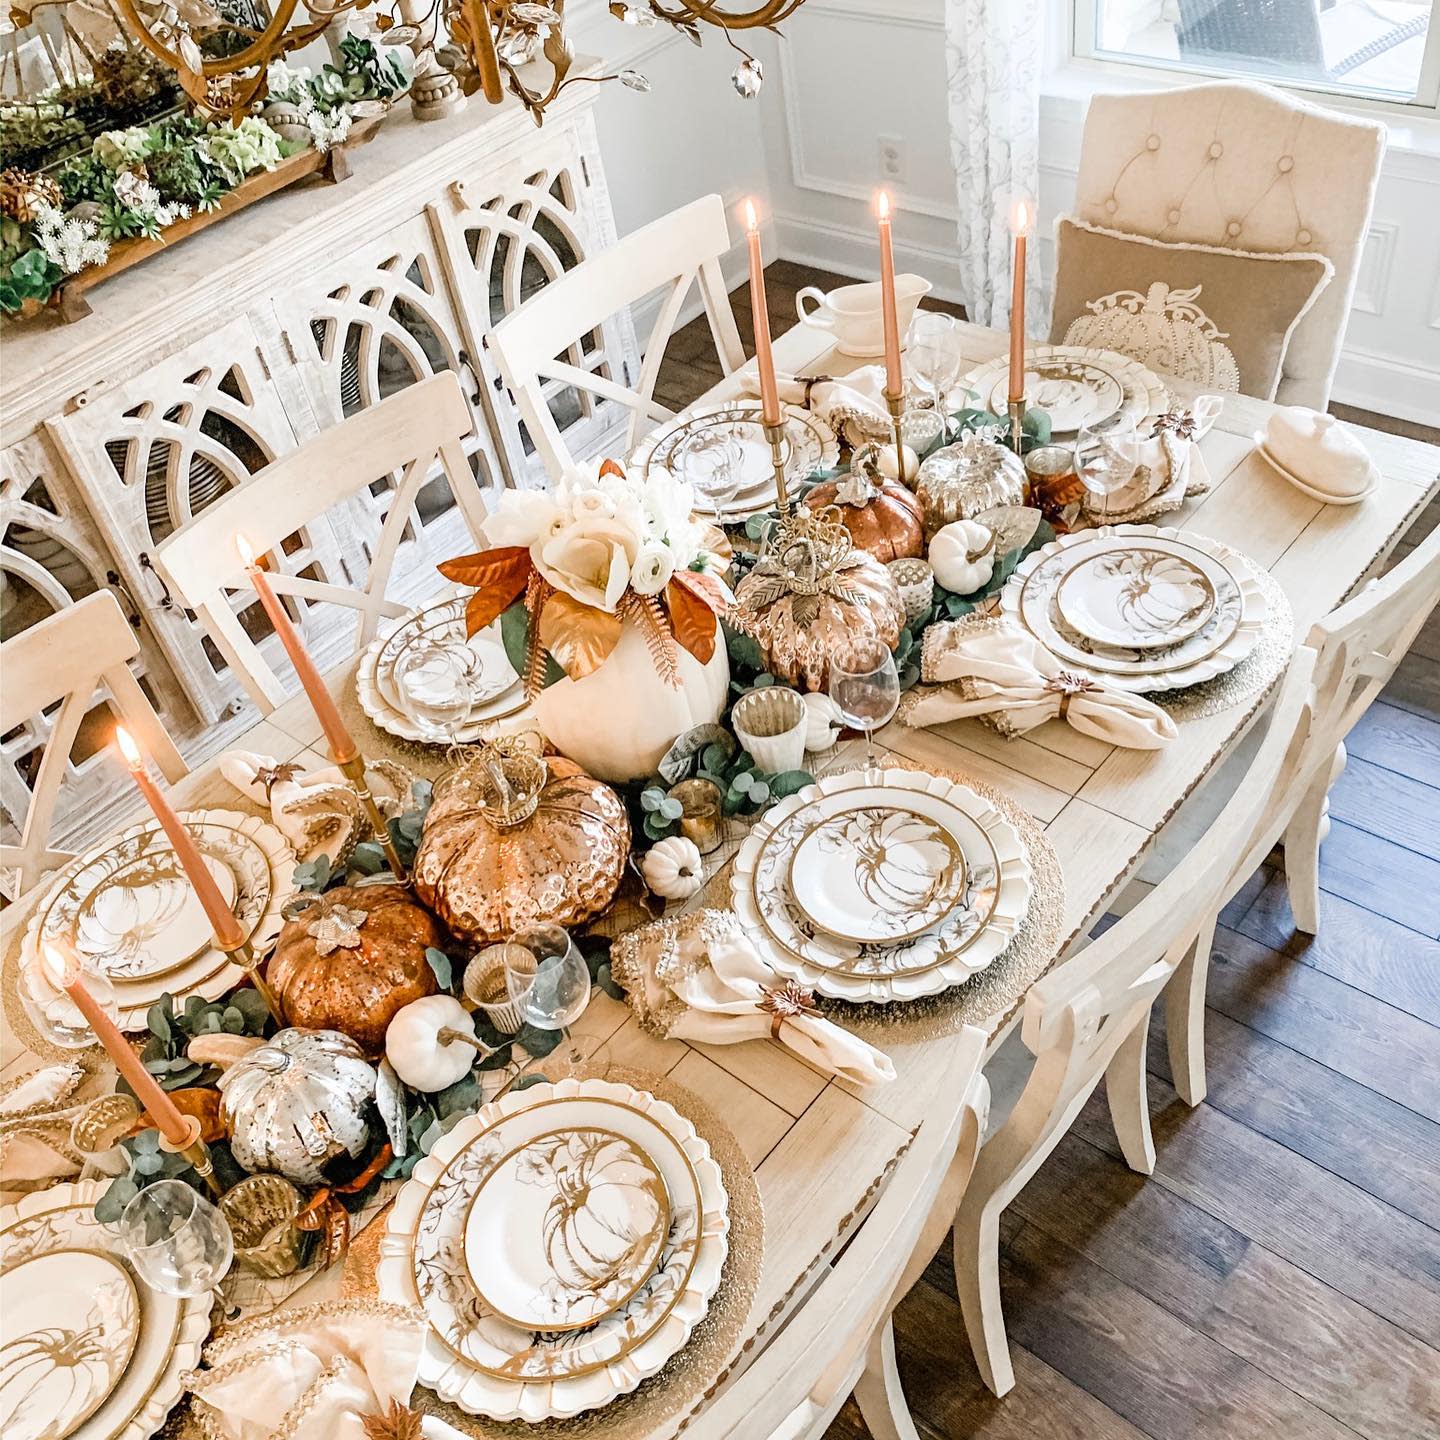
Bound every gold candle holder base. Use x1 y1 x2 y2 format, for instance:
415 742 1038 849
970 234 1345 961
762 418 790 513
223 936 282 1026
159 1114 224 1198
1007 397 1027 457
337 753 409 882
884 388 907 484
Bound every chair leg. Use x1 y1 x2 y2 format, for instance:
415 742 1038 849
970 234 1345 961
1106 1015 1156 1175
1284 742 1344 936
953 1196 1015 1397
1164 911 1217 1107
854 1319 921 1440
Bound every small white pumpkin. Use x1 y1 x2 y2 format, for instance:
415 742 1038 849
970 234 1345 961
641 835 704 900
384 995 488 1092
801 692 843 752
929 518 996 595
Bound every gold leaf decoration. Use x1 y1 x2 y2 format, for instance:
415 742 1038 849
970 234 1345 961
539 590 624 680
438 546 533 636
622 593 680 688
523 573 554 699
665 574 719 665
360 1400 424 1440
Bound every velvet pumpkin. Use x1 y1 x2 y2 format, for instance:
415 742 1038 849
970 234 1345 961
267 884 442 1057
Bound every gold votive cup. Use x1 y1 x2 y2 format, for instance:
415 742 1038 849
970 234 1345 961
668 778 725 855
220 1174 305 1277
463 944 530 1034
1023 444 1086 533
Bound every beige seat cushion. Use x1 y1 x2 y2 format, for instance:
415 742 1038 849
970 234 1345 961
1049 217 1333 400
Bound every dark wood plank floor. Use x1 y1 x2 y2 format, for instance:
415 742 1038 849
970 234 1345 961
658 265 1440 1440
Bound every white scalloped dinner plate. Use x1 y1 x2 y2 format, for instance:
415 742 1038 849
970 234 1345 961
377 1076 728 1422
0 1181 210 1440
1001 525 1268 694
732 769 1031 1003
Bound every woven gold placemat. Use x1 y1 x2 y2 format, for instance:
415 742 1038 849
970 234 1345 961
342 1063 763 1440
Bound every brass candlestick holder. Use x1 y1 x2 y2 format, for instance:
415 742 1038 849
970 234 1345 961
1007 396 1027 457
884 388 907 482
223 935 282 1026
762 418 790 512
159 1115 224 1198
337 752 409 881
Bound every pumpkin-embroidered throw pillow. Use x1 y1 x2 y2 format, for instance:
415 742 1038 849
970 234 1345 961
1049 218 1333 400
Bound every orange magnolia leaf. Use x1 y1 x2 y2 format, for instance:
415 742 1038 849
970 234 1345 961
666 576 718 665
539 590 623 680
438 547 533 635
673 566 729 613
598 458 626 480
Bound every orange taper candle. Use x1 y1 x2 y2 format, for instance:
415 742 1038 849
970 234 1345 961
744 200 781 427
116 726 246 952
876 191 903 400
1007 197 1033 405
42 941 193 1147
237 533 358 764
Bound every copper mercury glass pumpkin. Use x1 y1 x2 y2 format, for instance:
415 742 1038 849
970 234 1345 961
803 476 923 563
412 744 630 945
266 884 442 1056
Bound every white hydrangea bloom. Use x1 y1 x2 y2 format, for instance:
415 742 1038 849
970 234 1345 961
32 204 110 275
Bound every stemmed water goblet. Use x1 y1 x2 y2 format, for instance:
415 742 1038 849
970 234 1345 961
503 923 593 1077
828 637 901 775
395 635 479 755
1075 418 1141 525
905 312 964 441
688 432 746 518
119 1178 234 1299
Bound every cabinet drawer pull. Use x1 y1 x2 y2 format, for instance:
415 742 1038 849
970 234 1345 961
104 570 143 628
138 552 175 610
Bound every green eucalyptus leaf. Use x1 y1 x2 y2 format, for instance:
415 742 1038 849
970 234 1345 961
595 962 624 1000
424 947 453 990
147 1001 172 1044
349 842 385 876
768 770 813 799
510 1073 549 1092
515 1023 560 1058
94 1177 139 1225
658 797 683 821
639 787 665 813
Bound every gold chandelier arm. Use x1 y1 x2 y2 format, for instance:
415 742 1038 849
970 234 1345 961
646 0 807 30
110 0 308 76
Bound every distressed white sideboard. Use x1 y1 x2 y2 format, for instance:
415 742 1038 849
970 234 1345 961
0 73 639 861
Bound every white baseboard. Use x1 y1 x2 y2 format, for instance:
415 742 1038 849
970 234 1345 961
1330 346 1440 427
774 212 967 306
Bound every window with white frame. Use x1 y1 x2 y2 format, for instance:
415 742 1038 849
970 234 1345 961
1072 0 1440 109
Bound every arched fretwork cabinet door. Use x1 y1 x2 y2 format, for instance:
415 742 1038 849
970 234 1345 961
262 212 506 607
433 111 640 489
45 316 352 724
0 433 190 860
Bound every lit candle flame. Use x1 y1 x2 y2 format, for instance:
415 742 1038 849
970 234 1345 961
1009 197 1033 236
115 725 143 772
236 532 257 568
744 198 758 232
40 940 76 989
877 190 891 221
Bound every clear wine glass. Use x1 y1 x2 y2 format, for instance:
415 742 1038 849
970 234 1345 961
689 432 746 517
504 923 592 1077
119 1179 233 1298
905 312 963 441
828 637 901 775
395 636 478 748
1075 418 1140 525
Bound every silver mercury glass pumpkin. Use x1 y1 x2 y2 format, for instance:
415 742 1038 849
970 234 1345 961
217 1028 376 1184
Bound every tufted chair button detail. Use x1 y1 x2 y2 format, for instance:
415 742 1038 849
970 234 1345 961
1208 141 1223 159
1278 155 1295 173
1166 207 1181 225
1226 220 1242 238
1297 228 1313 245
1104 196 1118 214
1146 134 1161 151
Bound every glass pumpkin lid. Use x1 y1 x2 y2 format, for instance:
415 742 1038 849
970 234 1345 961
444 736 548 828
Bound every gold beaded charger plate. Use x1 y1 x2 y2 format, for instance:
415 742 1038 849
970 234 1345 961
461 1126 671 1335
358 603 525 744
378 1076 729 1422
1055 546 1216 649
733 768 1031 1003
19 811 296 1031
1003 525 1267 694
952 345 1168 436
786 804 967 946
630 402 840 521
0 1181 210 1440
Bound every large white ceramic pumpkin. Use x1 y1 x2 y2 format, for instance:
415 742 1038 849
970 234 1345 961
534 620 729 783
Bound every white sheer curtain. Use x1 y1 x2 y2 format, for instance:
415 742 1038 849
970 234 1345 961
945 0 1046 329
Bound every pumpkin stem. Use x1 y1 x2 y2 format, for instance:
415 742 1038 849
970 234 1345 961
439 1027 495 1056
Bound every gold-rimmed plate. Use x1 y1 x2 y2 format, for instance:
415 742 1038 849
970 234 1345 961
1055 546 1217 650
787 804 966 946
461 1126 670 1334
987 358 1124 433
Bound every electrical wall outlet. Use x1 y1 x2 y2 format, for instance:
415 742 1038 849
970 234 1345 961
877 134 907 186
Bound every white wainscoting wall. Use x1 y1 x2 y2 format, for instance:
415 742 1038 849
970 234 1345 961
568 0 1438 422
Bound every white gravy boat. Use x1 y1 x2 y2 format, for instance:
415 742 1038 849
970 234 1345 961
795 274 933 356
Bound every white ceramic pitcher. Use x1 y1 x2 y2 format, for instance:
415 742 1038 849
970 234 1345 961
795 274 933 356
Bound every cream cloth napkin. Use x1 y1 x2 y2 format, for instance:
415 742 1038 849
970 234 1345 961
611 909 895 1087
905 614 1178 749
738 363 893 446
1083 398 1224 525
186 1302 469 1440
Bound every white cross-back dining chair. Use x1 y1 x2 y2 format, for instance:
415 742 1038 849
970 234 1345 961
0 590 186 900
153 373 492 717
1161 526 1440 1106
1071 80 1384 409
687 1026 989 1440
487 193 746 477
952 645 1317 1397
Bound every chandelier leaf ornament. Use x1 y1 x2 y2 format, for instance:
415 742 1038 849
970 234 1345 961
93 0 810 124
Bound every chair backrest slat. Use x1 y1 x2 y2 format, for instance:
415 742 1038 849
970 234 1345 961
488 194 745 475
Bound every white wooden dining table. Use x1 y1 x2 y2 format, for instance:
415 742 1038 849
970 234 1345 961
2 315 1436 1438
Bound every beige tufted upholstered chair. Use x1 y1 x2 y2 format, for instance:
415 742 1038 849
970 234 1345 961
1071 81 1385 410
